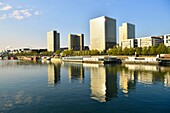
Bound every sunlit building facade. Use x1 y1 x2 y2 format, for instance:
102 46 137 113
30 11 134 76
47 30 60 52
90 16 116 51
137 36 163 48
68 34 84 51
121 39 137 49
119 23 135 46
164 34 170 47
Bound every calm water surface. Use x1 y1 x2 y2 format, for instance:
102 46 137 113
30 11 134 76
0 60 170 113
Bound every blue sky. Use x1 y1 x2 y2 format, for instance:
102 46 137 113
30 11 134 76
0 0 170 49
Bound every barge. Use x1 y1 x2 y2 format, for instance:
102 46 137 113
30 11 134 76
123 57 161 65
61 56 118 64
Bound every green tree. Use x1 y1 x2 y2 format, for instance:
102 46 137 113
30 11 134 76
135 47 142 55
149 46 157 55
111 46 117 55
62 50 73 56
117 46 123 55
40 51 53 56
157 44 168 54
55 50 61 55
123 47 130 55
129 47 135 55
142 47 149 55
91 50 100 55
168 47 170 54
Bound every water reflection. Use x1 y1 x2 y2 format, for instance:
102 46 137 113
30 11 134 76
119 68 136 95
84 64 117 102
48 63 61 86
63 62 84 83
58 63 170 102
124 64 170 87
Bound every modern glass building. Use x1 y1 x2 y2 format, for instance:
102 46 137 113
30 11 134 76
47 30 60 52
68 34 84 51
119 23 135 46
90 16 116 51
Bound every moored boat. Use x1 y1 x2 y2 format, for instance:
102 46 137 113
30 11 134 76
123 57 161 65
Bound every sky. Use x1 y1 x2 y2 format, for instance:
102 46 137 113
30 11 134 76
0 0 170 49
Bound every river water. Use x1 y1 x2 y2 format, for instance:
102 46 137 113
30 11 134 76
0 60 170 113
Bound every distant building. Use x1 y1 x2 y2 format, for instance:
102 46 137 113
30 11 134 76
164 34 170 47
119 23 135 46
137 36 163 48
68 34 84 51
31 47 47 53
90 16 116 51
121 39 137 49
47 30 60 52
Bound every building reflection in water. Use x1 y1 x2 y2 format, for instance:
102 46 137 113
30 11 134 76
119 68 136 96
89 64 117 102
160 67 170 87
62 63 84 83
48 63 61 86
124 64 170 87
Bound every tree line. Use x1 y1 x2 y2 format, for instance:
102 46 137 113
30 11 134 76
11 44 170 57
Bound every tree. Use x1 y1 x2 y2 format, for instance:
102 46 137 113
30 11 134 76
129 47 135 55
149 46 157 55
55 50 61 55
62 50 73 56
123 47 130 55
112 46 117 55
168 47 170 54
157 44 168 54
40 51 53 56
117 46 123 55
91 50 100 55
135 47 142 55
142 47 149 55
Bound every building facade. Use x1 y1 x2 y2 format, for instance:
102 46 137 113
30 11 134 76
137 36 163 48
90 16 116 51
121 39 137 49
119 23 135 46
68 34 84 51
164 34 170 47
47 30 60 52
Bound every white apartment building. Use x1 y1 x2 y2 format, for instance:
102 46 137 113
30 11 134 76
137 36 163 48
121 39 137 49
164 34 170 47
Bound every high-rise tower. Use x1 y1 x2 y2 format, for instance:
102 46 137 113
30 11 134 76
90 16 116 51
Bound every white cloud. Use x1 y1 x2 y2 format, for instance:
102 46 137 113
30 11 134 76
11 10 32 20
0 5 12 11
34 11 43 15
0 2 42 20
0 14 8 20
0 2 3 5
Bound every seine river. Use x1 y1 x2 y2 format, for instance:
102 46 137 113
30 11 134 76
0 60 170 113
